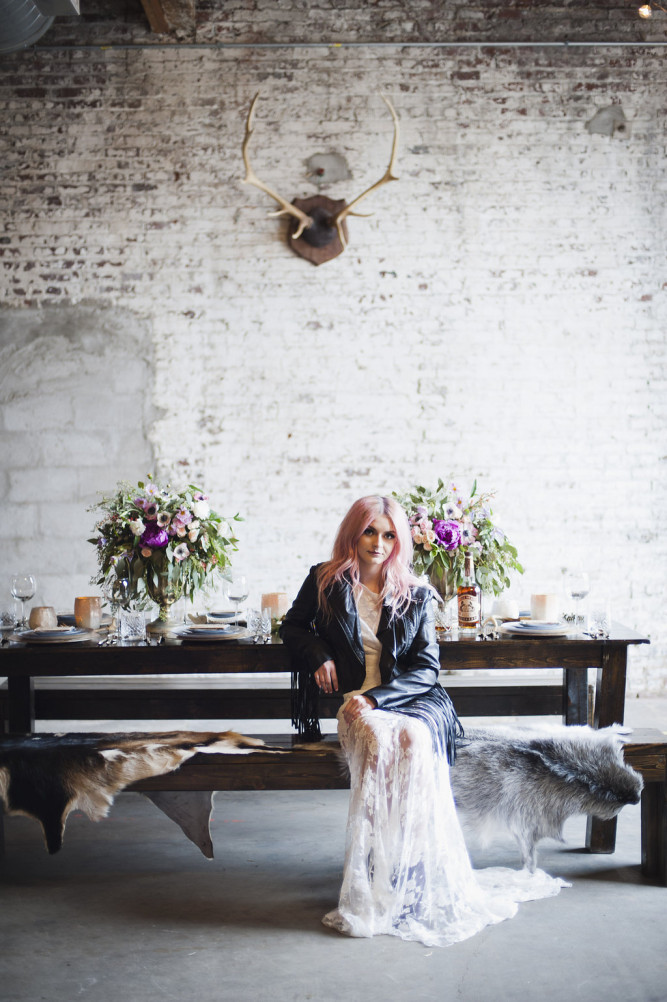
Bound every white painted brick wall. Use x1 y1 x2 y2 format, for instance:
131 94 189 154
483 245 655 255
0 43 665 693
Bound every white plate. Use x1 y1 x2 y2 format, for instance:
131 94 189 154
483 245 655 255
180 626 248 642
14 627 94 644
182 623 238 633
517 620 563 629
500 622 571 638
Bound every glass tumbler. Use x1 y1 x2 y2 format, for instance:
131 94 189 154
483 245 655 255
119 608 146 643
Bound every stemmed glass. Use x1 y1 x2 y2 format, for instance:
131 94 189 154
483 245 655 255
568 570 590 635
10 574 36 632
227 575 249 622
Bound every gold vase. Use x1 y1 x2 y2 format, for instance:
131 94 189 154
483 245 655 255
146 565 184 635
428 565 459 664
428 565 457 604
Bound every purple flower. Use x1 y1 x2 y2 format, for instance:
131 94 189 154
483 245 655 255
194 491 209 502
432 519 461 551
140 524 169 549
415 504 428 518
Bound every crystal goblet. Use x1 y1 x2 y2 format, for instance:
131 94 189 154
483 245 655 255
10 574 36 632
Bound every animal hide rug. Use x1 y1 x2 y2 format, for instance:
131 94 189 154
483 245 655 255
0 730 275 855
450 723 643 871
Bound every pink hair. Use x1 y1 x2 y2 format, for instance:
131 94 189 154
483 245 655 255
316 496 421 619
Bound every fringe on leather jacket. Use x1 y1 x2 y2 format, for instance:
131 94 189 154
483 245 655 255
280 565 463 759
279 563 440 710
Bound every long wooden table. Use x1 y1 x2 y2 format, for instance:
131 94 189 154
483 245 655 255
0 624 649 853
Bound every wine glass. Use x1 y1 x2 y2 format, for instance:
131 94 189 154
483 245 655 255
227 575 249 621
568 570 590 635
10 574 36 631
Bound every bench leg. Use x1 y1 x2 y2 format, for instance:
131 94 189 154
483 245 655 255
585 814 617 854
641 782 667 885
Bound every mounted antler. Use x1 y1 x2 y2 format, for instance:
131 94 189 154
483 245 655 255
240 93 400 265
333 95 400 249
242 92 313 240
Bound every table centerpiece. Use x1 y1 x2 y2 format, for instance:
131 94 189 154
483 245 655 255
392 479 523 602
88 475 240 633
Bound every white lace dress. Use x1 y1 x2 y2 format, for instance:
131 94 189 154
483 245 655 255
322 586 568 948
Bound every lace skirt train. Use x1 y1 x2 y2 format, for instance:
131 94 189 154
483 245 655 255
322 707 568 947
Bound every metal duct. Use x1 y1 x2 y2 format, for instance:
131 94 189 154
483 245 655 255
0 0 79 55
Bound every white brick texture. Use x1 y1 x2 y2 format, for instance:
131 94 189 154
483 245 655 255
0 41 665 693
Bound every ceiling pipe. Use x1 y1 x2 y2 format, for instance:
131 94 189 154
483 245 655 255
30 40 667 51
0 0 79 55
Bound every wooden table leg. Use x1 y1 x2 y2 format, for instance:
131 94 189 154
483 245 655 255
586 646 628 853
592 647 628 729
563 667 588 725
7 675 35 733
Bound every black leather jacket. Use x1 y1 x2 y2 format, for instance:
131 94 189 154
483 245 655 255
279 564 440 711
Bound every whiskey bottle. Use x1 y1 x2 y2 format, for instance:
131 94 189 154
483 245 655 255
457 553 481 634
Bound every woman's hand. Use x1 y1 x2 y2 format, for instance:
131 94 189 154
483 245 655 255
342 693 376 724
314 660 338 694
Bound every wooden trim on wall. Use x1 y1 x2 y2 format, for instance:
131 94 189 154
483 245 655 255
139 0 195 36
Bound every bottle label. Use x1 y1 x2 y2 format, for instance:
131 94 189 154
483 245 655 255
458 595 480 627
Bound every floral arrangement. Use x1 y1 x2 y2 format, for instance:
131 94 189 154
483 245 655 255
88 476 240 612
392 479 523 596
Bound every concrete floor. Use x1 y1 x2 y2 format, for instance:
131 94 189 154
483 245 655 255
1 698 666 1002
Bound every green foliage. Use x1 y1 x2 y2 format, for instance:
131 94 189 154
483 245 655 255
392 479 523 596
88 476 241 609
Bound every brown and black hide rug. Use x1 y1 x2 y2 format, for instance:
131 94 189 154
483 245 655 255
0 730 277 856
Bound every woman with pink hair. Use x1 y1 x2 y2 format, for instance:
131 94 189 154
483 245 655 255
281 495 563 946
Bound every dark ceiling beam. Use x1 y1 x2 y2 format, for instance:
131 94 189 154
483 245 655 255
139 0 195 37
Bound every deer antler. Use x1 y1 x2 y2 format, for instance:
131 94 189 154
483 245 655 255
333 95 400 249
242 92 313 240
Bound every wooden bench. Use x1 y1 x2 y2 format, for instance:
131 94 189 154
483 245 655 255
125 727 667 887
620 728 667 885
2 728 664 884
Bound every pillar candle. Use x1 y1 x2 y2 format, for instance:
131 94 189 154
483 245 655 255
261 592 290 619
